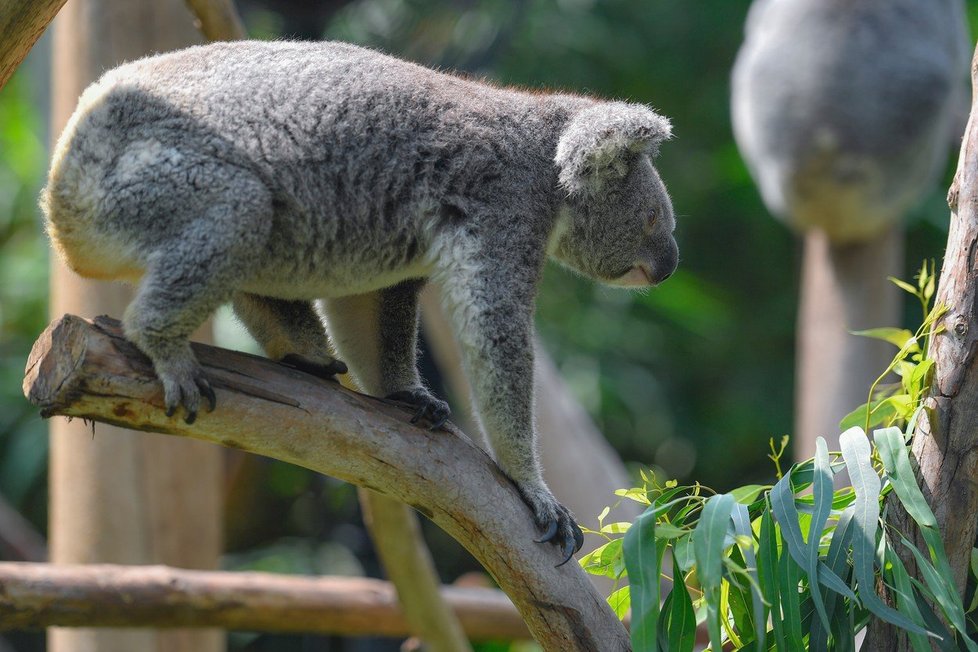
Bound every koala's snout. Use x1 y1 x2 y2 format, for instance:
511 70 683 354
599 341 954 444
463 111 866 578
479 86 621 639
652 238 679 285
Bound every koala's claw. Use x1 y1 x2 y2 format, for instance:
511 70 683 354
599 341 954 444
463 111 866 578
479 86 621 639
280 353 348 379
161 365 215 425
534 520 559 545
519 484 585 567
386 390 451 430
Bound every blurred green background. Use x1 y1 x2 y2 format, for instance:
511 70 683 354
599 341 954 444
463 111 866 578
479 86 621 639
2 1 977 650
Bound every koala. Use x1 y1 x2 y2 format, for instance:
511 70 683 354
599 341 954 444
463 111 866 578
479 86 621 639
731 0 969 243
41 40 678 562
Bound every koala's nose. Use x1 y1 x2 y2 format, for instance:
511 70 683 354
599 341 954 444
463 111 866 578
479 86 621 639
653 239 679 284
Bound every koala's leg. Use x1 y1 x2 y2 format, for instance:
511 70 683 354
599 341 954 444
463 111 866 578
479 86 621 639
232 293 347 379
122 176 271 424
320 280 450 428
436 262 583 564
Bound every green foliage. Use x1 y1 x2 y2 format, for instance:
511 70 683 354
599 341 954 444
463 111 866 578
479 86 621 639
841 261 945 433
583 426 976 651
583 268 975 650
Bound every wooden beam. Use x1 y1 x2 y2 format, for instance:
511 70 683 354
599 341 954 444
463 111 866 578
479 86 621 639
0 562 529 641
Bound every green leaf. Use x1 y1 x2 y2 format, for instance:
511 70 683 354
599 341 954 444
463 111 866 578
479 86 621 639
771 462 854 600
651 522 688 539
899 536 976 650
730 484 768 505
732 503 765 649
840 426 929 635
806 438 833 634
600 521 633 534
779 549 805 650
694 493 735 652
839 397 901 432
658 555 696 652
851 327 917 351
615 487 652 505
821 508 856 651
758 507 786 652
874 428 936 529
890 276 920 296
579 538 624 579
623 508 660 651
607 585 631 620
885 543 935 652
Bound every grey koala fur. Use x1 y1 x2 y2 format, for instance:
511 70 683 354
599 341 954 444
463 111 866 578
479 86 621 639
42 40 678 559
732 0 969 243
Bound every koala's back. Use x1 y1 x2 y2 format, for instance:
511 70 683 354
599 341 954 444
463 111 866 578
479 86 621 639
42 41 565 288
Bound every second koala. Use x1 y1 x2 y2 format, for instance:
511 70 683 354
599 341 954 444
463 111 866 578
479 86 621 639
42 40 679 560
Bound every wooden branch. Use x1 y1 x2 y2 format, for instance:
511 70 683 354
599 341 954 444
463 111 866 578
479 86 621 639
866 41 978 650
182 0 246 41
0 562 528 640
0 0 68 92
22 315 630 651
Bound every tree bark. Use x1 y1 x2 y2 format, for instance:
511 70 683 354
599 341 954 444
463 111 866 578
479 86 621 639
47 3 221 652
0 0 67 93
23 315 631 651
0 562 529 640
865 42 978 650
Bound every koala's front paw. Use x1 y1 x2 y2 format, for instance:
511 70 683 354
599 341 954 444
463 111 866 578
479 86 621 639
159 360 216 425
386 389 451 430
517 483 585 567
280 353 348 379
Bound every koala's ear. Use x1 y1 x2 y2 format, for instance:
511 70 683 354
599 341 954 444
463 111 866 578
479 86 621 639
555 102 672 194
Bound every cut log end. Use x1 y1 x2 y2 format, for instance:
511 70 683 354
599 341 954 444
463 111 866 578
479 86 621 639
23 314 89 417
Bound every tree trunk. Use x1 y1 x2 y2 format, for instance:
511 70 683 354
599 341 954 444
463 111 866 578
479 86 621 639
865 42 978 650
795 226 903 461
24 315 631 651
47 3 221 652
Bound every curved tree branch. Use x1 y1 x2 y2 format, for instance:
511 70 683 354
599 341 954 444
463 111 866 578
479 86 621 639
22 315 630 651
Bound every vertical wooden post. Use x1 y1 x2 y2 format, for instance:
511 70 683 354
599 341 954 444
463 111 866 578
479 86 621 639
47 2 222 651
795 227 903 460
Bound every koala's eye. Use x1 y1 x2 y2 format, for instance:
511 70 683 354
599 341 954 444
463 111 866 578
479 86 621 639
646 209 658 231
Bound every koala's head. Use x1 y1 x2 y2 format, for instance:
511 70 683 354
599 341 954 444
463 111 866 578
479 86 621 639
550 102 678 288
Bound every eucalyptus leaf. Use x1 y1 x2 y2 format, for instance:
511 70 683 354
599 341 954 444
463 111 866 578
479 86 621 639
623 507 660 651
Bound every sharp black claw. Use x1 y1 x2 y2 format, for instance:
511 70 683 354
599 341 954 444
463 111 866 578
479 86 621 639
573 523 585 552
201 383 217 412
410 404 426 424
556 539 577 567
333 360 348 374
165 405 176 418
184 409 197 425
534 520 559 544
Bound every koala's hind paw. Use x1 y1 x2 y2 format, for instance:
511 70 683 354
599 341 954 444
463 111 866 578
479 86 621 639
386 389 451 430
518 484 585 567
161 363 216 425
280 353 348 379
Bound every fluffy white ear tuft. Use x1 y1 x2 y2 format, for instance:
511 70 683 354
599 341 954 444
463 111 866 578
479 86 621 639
555 102 672 194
